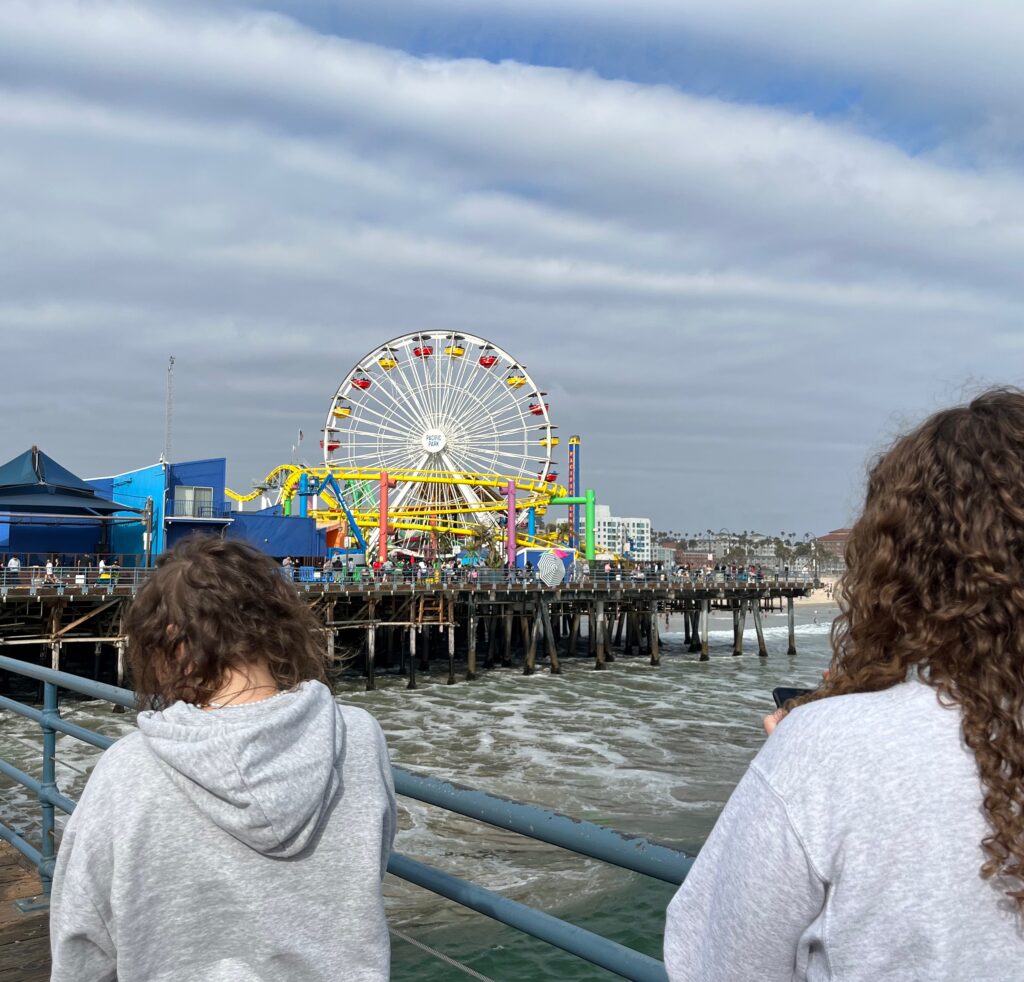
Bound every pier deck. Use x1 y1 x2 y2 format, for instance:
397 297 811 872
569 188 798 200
0 573 815 687
0 842 49 981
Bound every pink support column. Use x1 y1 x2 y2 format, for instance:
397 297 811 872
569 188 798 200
501 481 517 569
379 472 397 563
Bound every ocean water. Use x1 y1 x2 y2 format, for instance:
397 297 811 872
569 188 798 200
0 606 836 980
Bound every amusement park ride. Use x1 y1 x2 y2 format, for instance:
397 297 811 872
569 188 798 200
225 332 596 565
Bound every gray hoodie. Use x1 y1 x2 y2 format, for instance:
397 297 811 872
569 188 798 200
663 678 1022 980
50 681 396 981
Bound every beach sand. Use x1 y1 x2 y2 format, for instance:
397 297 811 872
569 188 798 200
793 576 840 606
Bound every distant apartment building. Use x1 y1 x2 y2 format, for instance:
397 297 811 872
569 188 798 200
816 529 851 571
816 528 851 557
652 543 676 564
593 505 653 561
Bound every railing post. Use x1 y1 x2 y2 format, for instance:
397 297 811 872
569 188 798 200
40 680 58 895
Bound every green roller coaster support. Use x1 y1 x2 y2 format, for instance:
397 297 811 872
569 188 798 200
549 489 596 562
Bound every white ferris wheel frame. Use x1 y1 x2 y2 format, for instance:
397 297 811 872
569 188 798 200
322 331 556 550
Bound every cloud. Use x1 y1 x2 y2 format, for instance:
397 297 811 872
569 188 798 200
228 0 1024 160
0 1 1021 530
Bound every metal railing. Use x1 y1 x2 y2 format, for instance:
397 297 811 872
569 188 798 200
0 564 817 597
0 566 148 594
0 655 689 980
167 500 230 519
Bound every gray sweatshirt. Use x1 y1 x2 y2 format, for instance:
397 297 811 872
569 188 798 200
664 678 1023 980
50 681 396 982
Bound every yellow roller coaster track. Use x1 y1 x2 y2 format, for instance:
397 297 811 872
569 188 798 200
226 466 571 547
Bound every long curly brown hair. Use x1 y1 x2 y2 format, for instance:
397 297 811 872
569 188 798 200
797 387 1024 912
125 535 332 710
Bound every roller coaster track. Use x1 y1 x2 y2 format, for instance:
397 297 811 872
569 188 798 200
226 466 572 551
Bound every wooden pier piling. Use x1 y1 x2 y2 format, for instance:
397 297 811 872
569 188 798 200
407 627 417 690
688 609 702 653
752 600 768 657
447 619 456 685
787 596 797 655
0 577 814 694
466 601 478 681
733 602 747 656
649 602 660 666
594 599 607 669
567 610 580 657
366 599 376 691
700 599 710 661
540 602 561 674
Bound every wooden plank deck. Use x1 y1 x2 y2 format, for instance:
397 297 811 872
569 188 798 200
0 842 49 981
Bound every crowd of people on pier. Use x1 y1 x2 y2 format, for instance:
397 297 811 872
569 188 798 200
2 554 122 587
272 554 803 588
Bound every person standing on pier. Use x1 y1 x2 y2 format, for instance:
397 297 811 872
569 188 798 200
49 536 396 981
665 388 1024 981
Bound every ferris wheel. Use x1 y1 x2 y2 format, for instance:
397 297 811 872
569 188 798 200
322 332 558 554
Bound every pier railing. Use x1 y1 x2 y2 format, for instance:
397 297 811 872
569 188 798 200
1 563 816 596
0 655 690 981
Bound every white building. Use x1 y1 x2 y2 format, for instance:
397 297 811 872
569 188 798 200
593 505 653 561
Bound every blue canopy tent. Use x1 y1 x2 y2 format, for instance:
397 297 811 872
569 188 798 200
0 447 152 566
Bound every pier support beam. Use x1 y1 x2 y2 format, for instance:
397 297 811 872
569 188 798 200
753 600 768 657
683 609 691 645
407 628 417 690
447 616 456 685
466 601 477 680
688 609 702 653
502 611 514 667
524 605 541 675
420 625 430 671
787 596 797 655
568 611 580 657
485 614 498 668
366 600 376 691
733 602 746 656
539 602 561 674
650 602 660 666
326 599 336 664
700 599 710 662
595 599 607 669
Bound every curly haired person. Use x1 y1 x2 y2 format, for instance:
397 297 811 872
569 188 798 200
665 388 1024 980
49 537 396 981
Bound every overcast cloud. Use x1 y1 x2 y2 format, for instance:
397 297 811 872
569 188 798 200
1 1 1021 536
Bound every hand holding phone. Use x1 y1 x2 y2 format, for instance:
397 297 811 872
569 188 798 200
771 686 814 709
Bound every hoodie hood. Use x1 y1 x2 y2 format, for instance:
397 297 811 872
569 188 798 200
137 680 343 858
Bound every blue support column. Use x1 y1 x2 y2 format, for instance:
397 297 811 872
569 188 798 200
40 681 57 893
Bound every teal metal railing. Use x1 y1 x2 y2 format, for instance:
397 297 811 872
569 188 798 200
0 654 691 981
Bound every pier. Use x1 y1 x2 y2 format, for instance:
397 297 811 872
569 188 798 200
0 568 814 689
0 841 48 981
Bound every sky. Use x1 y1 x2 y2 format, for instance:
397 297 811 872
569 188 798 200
2 1 1022 537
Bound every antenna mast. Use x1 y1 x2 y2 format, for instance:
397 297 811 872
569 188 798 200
161 355 175 463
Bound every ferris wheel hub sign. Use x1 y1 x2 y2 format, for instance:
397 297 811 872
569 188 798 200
421 428 448 454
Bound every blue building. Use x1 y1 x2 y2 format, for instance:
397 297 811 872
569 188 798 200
0 447 140 564
87 458 325 563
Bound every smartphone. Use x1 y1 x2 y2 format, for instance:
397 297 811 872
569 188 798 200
772 686 814 709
